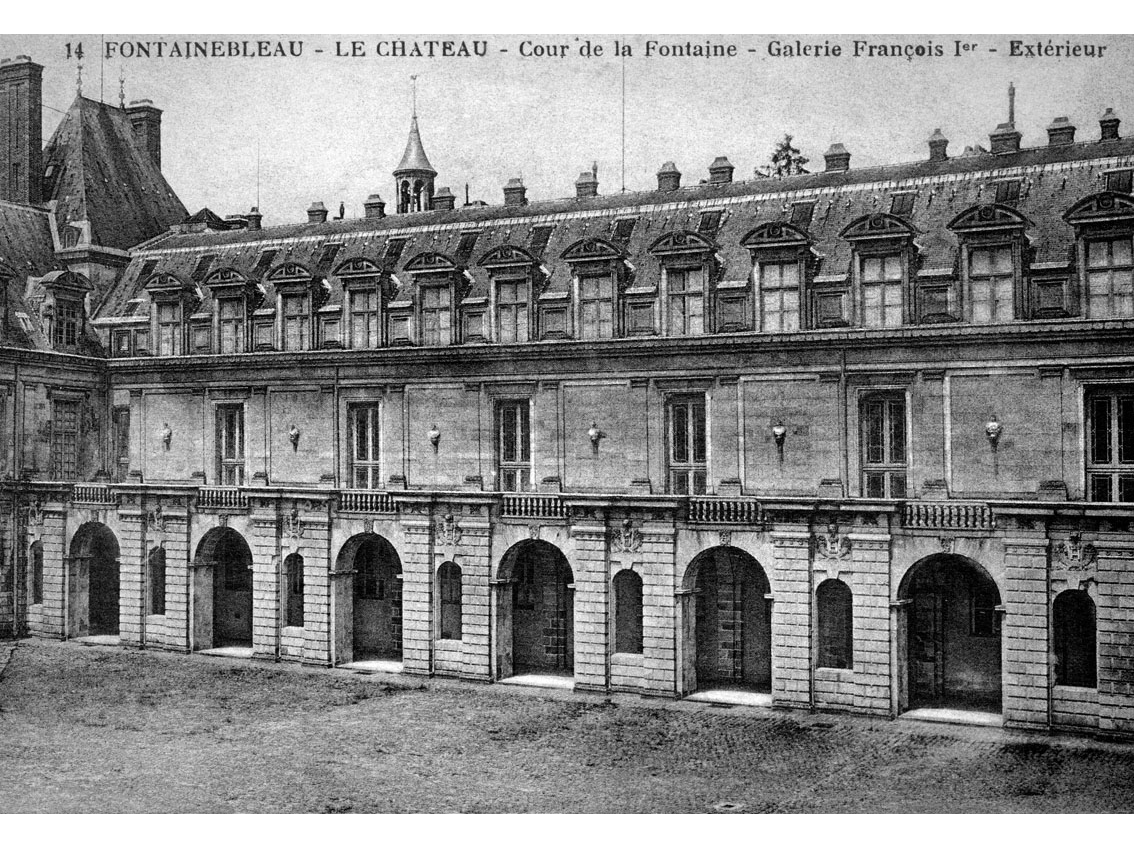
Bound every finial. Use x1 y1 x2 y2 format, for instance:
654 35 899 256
118 66 125 109
76 60 83 97
592 160 598 180
1008 81 1016 127
411 74 418 117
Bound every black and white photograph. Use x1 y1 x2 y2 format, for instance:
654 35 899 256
1 21 1134 819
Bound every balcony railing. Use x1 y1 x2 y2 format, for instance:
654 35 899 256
688 497 764 525
502 494 567 519
198 487 249 511
72 484 114 505
903 501 994 530
339 490 396 513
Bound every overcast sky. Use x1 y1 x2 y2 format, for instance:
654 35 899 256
5 33 1134 228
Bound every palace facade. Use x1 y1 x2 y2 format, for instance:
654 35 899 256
3 54 1134 737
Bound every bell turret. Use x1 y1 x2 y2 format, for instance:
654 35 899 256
394 114 437 214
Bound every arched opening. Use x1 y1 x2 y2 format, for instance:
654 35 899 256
438 561 462 640
496 540 574 679
30 541 43 605
337 533 402 662
194 527 254 649
70 522 120 637
1054 589 1097 688
898 554 1002 712
681 546 771 694
817 578 854 670
613 569 643 654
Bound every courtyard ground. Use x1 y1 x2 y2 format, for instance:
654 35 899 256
0 638 1132 813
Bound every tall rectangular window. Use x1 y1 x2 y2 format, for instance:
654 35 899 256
113 406 130 481
149 547 166 616
218 298 244 353
667 395 707 495
969 246 1015 323
216 404 245 486
349 289 379 348
496 280 529 343
760 261 801 332
1086 237 1134 318
51 398 80 480
53 297 81 349
579 275 614 339
285 554 305 628
282 293 309 350
1086 388 1134 502
496 400 531 492
666 267 705 336
861 395 907 498
349 404 381 489
421 286 451 345
156 301 181 356
861 254 904 328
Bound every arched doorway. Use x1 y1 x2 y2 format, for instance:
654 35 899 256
70 522 120 636
496 540 574 679
898 554 1002 712
194 527 253 648
337 533 402 661
680 546 771 694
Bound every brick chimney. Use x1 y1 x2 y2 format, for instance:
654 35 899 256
503 177 527 206
928 129 949 162
127 99 163 169
657 161 681 191
989 122 1022 155
1101 108 1121 141
1046 117 1076 147
432 186 456 211
709 156 734 185
575 170 598 199
364 194 386 219
824 143 850 173
246 206 262 231
0 55 43 204
307 201 328 224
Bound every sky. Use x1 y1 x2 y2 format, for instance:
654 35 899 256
4 33 1134 228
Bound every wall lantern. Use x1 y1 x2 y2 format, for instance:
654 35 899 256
428 424 441 453
772 421 787 462
985 413 1003 476
289 424 301 452
587 421 605 456
161 422 172 452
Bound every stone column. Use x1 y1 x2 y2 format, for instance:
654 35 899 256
1001 530 1050 731
770 524 812 709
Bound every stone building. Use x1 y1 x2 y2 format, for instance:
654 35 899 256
2 54 1133 737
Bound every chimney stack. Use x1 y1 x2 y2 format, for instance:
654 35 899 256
990 82 1022 154
0 55 43 204
823 143 851 173
127 99 163 169
575 170 598 199
364 194 387 219
247 206 262 231
657 161 681 191
708 156 734 185
1101 108 1121 141
928 129 949 162
503 177 527 206
432 186 456 211
307 201 328 224
1046 116 1076 147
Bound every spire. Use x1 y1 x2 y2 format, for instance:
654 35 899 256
395 114 437 175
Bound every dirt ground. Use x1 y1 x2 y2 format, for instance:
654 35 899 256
0 638 1132 813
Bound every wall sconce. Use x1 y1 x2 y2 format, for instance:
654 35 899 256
161 422 172 452
985 413 1003 475
288 424 301 452
587 422 605 456
428 424 441 453
772 421 787 463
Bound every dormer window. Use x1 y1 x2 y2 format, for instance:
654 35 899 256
267 263 320 351
578 274 614 339
218 298 244 353
1064 192 1134 319
841 213 918 329
947 204 1029 323
336 259 386 349
529 226 554 256
649 231 716 337
860 254 904 328
455 232 480 264
697 210 723 236
421 285 451 345
968 246 1015 323
495 279 530 343
994 180 1021 204
53 297 81 349
204 268 261 354
790 202 816 227
612 218 637 243
40 270 94 353
890 194 916 217
1106 169 1134 194
741 222 813 333
477 245 541 345
758 261 801 332
561 237 631 341
282 292 310 350
156 301 182 355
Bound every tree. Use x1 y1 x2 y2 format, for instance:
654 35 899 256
755 134 809 178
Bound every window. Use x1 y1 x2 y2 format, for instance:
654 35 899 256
667 395 707 495
218 298 244 353
383 238 408 264
994 180 1021 204
113 406 130 481
890 194 916 217
1054 589 1097 688
861 394 906 498
790 202 816 227
439 562 462 640
349 404 381 489
1086 388 1134 502
113 330 132 357
1106 169 1133 194
51 398 80 480
860 254 903 327
971 586 1000 637
1085 237 1134 318
697 210 723 236
579 275 614 339
496 400 531 492
216 405 245 486
252 249 278 277
496 280 529 343
421 286 451 345
455 232 480 264
30 541 43 605
529 225 554 256
282 293 310 350
149 547 166 616
817 579 853 669
759 261 800 332
612 218 637 242
666 267 705 336
969 246 1015 323
53 297 81 349
613 569 643 654
349 289 379 348
285 553 304 628
156 301 181 356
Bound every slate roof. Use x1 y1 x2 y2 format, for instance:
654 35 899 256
42 96 187 252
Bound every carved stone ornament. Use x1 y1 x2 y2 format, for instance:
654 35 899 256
814 524 852 562
147 504 167 536
611 518 643 554
26 498 45 530
718 530 732 547
438 512 462 546
529 524 541 540
285 506 305 543
1054 533 1097 571
939 535 956 554
363 518 374 535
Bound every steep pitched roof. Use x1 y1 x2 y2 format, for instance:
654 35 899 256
41 96 187 251
394 116 437 175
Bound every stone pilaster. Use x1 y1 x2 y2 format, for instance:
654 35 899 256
1096 537 1134 736
447 514 492 682
33 509 66 638
299 512 332 666
117 507 145 647
150 508 190 652
771 525 812 708
849 531 891 715
571 522 609 692
399 504 433 675
250 512 280 661
640 527 677 696
1002 531 1050 730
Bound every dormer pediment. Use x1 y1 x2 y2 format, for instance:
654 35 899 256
648 230 716 256
740 221 811 249
948 203 1030 232
1063 191 1134 225
840 212 917 241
